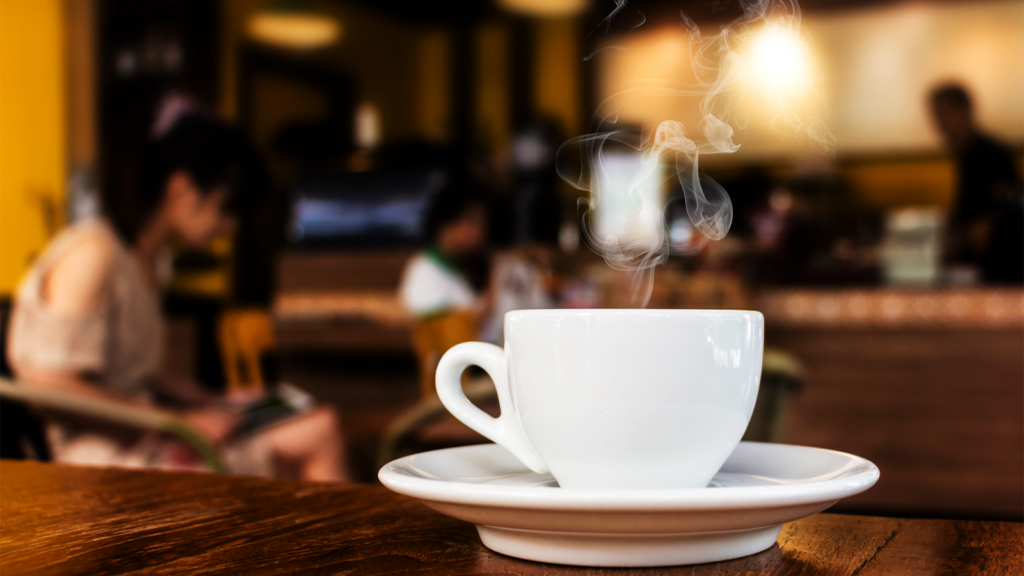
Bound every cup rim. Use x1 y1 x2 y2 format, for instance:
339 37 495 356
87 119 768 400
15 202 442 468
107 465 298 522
505 308 763 317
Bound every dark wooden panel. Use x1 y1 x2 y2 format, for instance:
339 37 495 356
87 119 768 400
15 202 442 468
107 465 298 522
277 251 414 292
2 461 1021 575
769 328 1024 519
276 318 411 352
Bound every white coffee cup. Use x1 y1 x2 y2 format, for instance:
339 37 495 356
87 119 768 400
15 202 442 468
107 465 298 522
436 309 764 490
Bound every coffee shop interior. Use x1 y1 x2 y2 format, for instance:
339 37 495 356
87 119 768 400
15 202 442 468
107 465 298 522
1 0 1021 526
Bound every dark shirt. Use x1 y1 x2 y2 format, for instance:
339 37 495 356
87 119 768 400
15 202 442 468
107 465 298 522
948 132 1022 283
950 132 1016 226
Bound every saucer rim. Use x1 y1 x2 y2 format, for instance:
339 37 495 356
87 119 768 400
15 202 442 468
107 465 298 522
378 441 880 512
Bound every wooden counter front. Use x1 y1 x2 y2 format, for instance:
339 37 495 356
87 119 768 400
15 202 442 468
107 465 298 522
761 288 1024 520
759 288 1023 329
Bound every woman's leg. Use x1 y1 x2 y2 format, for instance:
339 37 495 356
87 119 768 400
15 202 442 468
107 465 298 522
260 406 351 482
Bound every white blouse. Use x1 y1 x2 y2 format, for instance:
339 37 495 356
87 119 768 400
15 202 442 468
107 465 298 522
398 251 477 317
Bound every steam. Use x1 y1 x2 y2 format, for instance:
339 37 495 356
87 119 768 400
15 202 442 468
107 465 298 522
557 0 835 307
584 0 647 61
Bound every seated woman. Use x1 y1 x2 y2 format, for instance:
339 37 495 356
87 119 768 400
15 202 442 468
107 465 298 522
6 110 349 481
398 181 492 396
399 180 489 322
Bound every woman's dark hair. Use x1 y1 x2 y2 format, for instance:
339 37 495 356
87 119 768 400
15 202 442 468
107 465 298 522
422 176 487 244
105 114 267 244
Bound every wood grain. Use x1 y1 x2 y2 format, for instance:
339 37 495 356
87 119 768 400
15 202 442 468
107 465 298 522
771 329 1024 519
275 316 412 352
1 461 1020 575
277 252 413 292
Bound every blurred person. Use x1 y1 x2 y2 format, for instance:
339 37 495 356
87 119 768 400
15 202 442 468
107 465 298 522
398 179 490 324
480 243 558 344
6 107 350 481
929 83 1023 283
480 149 562 343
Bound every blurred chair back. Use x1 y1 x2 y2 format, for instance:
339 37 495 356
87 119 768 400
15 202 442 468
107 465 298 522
219 309 277 396
0 299 51 461
1 299 225 470
0 377 226 473
741 347 804 443
410 311 477 398
377 378 496 468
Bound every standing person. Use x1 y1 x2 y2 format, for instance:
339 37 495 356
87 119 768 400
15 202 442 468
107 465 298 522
929 83 1023 283
6 109 350 481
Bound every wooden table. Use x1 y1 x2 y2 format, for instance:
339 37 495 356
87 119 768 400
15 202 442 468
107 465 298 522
2 462 1020 575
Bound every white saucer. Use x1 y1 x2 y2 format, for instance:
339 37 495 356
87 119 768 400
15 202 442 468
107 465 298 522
379 442 879 567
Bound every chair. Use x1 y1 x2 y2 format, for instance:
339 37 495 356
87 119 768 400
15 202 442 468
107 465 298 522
219 309 277 397
0 393 51 461
0 299 231 472
742 348 804 443
0 299 51 461
377 310 495 467
410 311 478 398
0 377 227 472
376 377 496 468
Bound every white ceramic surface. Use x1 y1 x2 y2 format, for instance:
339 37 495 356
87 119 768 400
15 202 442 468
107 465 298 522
379 442 880 567
435 309 764 489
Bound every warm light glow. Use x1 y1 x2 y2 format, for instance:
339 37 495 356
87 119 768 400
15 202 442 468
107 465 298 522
738 22 822 134
355 102 381 150
499 0 588 18
749 25 811 90
247 13 341 50
596 1 1023 158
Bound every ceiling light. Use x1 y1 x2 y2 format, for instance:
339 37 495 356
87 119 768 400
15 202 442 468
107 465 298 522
247 12 341 50
749 24 811 90
499 0 589 18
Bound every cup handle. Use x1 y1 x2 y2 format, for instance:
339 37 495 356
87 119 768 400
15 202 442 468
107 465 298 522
436 342 549 473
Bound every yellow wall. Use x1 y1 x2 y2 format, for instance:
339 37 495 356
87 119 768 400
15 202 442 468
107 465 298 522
0 0 66 296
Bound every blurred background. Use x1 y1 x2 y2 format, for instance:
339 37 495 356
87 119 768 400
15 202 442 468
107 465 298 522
1 0 1021 519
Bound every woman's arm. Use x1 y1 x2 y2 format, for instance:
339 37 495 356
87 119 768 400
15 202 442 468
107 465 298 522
15 366 175 417
17 367 238 443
